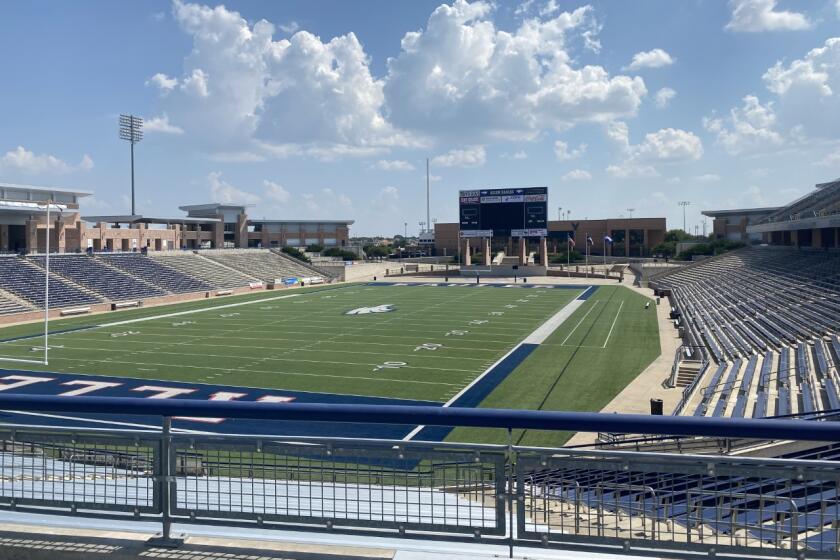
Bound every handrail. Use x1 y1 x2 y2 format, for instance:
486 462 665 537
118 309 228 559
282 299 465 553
3 394 840 442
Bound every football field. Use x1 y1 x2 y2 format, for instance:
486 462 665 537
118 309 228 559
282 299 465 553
0 282 659 444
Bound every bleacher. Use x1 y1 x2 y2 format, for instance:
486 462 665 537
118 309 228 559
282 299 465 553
97 253 212 294
149 252 256 289
202 249 325 283
0 291 33 316
29 254 167 302
652 247 840 419
526 443 840 552
0 256 102 310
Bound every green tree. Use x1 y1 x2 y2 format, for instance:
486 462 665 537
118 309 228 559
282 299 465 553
281 246 311 263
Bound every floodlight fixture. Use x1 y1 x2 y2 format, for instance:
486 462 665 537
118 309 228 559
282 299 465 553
119 114 143 215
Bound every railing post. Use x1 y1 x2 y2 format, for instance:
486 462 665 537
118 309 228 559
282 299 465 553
507 427 514 559
147 416 184 548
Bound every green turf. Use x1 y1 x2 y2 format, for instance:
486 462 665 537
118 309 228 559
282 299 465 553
446 285 660 447
0 283 580 402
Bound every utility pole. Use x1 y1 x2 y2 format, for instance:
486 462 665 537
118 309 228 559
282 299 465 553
626 208 635 219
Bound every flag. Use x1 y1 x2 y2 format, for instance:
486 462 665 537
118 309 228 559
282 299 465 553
604 235 614 244
567 234 575 247
586 234 594 246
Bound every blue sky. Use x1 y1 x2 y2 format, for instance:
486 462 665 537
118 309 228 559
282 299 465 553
1 0 839 235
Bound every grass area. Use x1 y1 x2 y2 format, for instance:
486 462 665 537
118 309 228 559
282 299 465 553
447 285 660 447
0 283 578 402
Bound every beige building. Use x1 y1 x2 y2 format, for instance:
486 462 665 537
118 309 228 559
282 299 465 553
0 184 352 254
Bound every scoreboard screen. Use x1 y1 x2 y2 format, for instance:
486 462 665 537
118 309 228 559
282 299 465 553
459 187 548 238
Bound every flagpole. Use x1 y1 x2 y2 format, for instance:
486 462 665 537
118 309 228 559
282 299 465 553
604 232 607 279
585 237 589 278
566 234 570 278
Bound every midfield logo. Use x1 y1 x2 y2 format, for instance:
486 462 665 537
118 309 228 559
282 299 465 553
345 304 395 315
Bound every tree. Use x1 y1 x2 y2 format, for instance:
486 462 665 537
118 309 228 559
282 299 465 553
323 247 357 261
306 244 324 253
281 246 311 263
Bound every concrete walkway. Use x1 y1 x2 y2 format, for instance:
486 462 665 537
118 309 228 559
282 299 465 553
0 516 662 560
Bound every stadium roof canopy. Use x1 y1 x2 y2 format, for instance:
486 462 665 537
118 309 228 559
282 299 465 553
702 207 780 217
82 214 221 224
747 178 840 233
251 219 355 225
0 182 92 216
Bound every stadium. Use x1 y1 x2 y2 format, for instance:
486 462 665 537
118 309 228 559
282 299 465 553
2 2 840 559
1 172 839 558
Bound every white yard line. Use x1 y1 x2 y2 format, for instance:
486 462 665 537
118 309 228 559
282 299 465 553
559 301 600 346
98 292 305 328
602 300 624 348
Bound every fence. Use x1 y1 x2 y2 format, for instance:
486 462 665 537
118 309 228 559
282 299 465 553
0 395 839 558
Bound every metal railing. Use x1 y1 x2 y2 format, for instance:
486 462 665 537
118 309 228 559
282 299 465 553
1 395 839 558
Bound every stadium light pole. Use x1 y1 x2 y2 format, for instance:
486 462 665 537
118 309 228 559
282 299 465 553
119 114 143 216
626 208 635 219
678 201 691 233
42 200 62 366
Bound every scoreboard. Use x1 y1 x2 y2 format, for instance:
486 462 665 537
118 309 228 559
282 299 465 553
459 187 548 238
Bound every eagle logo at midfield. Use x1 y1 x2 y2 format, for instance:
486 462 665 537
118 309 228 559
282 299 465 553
345 304 395 315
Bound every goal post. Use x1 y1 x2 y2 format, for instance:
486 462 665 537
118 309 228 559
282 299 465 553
0 200 60 367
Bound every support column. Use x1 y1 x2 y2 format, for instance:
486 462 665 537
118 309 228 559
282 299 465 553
55 218 66 253
813 228 822 249
25 220 38 253
518 237 526 266
235 213 248 248
463 238 472 266
540 237 548 267
213 222 224 249
0 224 8 251
483 238 491 266
625 228 630 257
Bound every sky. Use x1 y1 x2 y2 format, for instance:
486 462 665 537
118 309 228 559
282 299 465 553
0 0 839 236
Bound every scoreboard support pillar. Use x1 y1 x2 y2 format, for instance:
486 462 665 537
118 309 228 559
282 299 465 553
463 238 472 266
483 238 492 266
540 237 548 267
518 237 527 266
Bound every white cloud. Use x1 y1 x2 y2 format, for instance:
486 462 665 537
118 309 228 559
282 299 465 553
695 173 721 182
760 37 840 138
561 169 592 181
632 128 703 162
553 140 587 161
540 0 559 17
144 114 185 134
606 163 659 179
703 95 783 154
278 21 299 34
605 125 702 178
263 180 290 204
155 0 409 158
605 120 630 147
0 146 93 174
836 0 840 17
725 0 811 32
207 171 260 204
431 145 486 168
508 150 528 160
384 1 644 141
624 49 675 71
654 87 676 108
181 68 209 98
372 159 415 171
146 72 178 94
